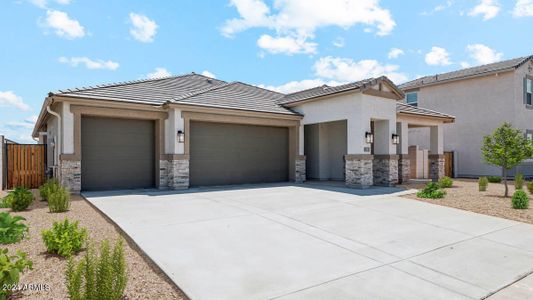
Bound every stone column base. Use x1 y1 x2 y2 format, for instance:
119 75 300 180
60 160 81 194
429 154 445 181
373 155 399 186
398 154 411 184
160 156 189 189
345 154 373 188
295 155 306 183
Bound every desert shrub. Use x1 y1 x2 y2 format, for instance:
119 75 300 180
0 194 13 209
512 190 529 209
10 187 34 212
417 182 446 199
0 212 28 244
438 176 453 188
39 178 61 201
66 239 127 300
0 249 33 299
42 219 87 257
479 177 489 192
527 182 533 194
487 176 502 183
515 173 525 190
48 187 70 213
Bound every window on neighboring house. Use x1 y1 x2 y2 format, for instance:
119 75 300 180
527 130 533 141
526 78 532 106
406 92 418 106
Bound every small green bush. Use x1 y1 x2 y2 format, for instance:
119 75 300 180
438 176 453 188
10 187 34 212
479 177 489 192
512 190 529 209
515 173 525 190
39 178 61 202
42 219 87 257
487 176 502 183
0 212 28 244
66 239 127 300
0 194 13 209
48 187 71 213
0 249 33 299
527 182 533 194
417 182 446 199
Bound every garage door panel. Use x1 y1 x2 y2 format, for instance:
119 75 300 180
81 117 155 191
190 121 289 186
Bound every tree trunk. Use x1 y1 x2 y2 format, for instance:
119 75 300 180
503 168 508 197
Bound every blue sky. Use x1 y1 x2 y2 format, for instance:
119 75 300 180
1 0 532 142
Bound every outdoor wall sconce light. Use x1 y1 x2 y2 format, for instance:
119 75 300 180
177 130 185 143
392 133 400 145
365 131 374 144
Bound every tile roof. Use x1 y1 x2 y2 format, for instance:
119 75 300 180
396 102 454 121
176 82 296 115
400 55 533 90
52 73 227 105
280 78 376 105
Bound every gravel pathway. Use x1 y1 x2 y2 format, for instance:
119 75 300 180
402 179 533 224
1 192 186 299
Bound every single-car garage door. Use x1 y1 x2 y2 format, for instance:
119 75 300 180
81 116 155 191
190 121 289 186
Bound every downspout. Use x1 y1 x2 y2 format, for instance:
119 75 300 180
46 104 61 171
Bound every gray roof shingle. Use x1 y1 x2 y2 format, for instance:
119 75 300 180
280 78 376 105
396 102 454 121
52 73 227 105
399 55 533 90
176 82 296 115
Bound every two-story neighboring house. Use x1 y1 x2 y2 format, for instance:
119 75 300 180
399 55 533 178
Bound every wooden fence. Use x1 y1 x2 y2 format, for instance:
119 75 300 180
6 144 46 189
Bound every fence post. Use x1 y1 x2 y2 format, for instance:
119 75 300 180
0 135 4 191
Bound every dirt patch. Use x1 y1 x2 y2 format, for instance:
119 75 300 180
2 192 186 299
401 179 533 224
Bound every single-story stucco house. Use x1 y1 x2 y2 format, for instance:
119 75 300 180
32 73 454 193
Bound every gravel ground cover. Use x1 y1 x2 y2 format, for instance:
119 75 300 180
402 179 533 224
1 191 186 299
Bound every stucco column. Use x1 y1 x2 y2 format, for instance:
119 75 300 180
160 108 189 189
397 122 410 183
372 119 398 186
429 125 444 181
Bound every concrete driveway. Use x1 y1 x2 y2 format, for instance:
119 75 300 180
84 184 533 300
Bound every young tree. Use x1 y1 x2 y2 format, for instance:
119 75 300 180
482 122 533 197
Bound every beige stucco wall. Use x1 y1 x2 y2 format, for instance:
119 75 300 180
406 59 533 177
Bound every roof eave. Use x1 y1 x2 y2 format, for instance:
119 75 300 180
397 111 455 123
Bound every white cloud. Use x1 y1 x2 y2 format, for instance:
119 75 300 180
332 37 345 48
29 0 71 7
260 79 340 94
466 44 503 65
425 47 452 66
146 68 171 79
257 34 317 55
421 0 454 15
129 13 158 43
0 91 30 110
468 0 500 20
42 10 85 39
513 0 533 17
59 57 119 70
201 70 216 78
221 0 396 55
460 61 471 68
388 48 404 59
314 56 408 84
